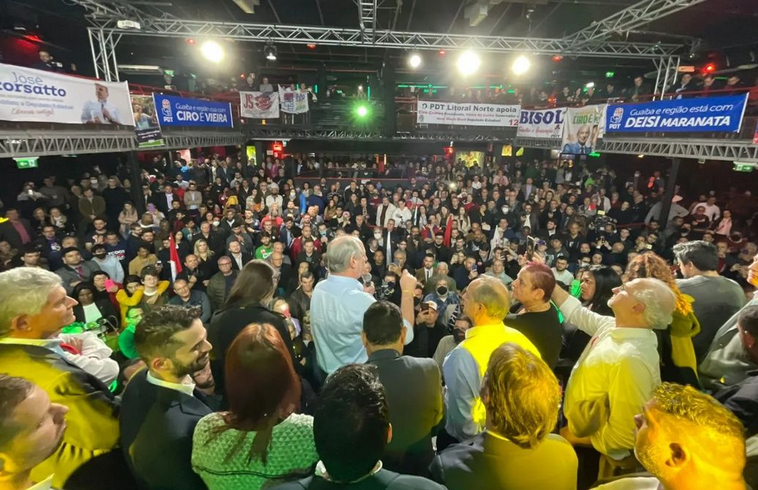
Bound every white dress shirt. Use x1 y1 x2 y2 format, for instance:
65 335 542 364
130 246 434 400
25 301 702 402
59 332 120 386
559 295 661 461
146 371 196 397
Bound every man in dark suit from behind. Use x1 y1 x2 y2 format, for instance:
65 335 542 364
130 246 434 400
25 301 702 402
272 364 445 490
363 301 443 476
120 305 213 490
429 343 578 490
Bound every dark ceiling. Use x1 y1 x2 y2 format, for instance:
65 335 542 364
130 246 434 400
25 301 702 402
3 0 758 86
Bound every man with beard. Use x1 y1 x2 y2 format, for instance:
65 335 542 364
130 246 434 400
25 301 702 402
595 383 746 490
120 305 213 490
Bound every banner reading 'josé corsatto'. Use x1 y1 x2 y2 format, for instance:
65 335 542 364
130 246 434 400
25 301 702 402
417 100 520 127
516 108 565 139
0 63 134 126
606 94 748 133
153 94 233 128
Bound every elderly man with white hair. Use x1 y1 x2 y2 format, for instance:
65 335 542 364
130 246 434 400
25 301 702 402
311 235 417 375
551 277 677 466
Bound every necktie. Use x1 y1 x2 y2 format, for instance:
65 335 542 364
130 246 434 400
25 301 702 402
386 232 392 266
380 206 388 226
75 265 84 278
426 268 431 280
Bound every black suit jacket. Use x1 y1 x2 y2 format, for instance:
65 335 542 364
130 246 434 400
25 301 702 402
119 370 211 490
271 469 445 490
367 350 443 477
229 252 253 270
0 219 33 250
154 193 178 215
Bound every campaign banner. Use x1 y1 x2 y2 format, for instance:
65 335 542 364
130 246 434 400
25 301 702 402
0 63 134 126
561 104 606 155
606 94 748 134
154 94 233 128
240 91 280 119
516 108 565 139
130 94 163 148
416 100 519 127
278 86 309 114
753 121 758 145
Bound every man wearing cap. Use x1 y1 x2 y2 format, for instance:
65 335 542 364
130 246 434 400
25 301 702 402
55 247 101 294
265 183 283 210
645 195 690 225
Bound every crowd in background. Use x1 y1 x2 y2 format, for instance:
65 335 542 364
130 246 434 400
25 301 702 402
1 150 758 490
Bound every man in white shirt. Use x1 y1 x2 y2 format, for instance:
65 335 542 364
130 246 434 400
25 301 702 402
551 277 676 461
551 256 574 287
376 196 397 228
595 383 747 490
81 83 123 124
694 196 721 222
391 198 412 227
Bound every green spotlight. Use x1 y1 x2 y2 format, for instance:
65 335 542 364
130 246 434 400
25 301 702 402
356 105 369 118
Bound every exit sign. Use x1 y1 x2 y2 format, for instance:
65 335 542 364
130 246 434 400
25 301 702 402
13 157 39 169
733 163 755 173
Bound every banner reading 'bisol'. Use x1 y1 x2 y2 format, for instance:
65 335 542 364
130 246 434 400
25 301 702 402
516 108 566 139
239 91 280 119
154 94 233 128
416 100 519 127
561 104 606 155
606 94 748 134
0 63 134 126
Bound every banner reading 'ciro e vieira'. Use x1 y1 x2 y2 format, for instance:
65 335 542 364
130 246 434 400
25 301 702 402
0 63 134 126
561 104 606 155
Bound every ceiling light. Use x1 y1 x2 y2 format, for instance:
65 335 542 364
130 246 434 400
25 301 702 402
457 51 480 76
511 55 531 75
264 44 277 61
200 41 224 63
409 53 422 69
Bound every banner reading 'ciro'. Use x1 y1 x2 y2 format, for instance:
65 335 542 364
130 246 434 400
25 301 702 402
561 104 607 155
416 100 520 127
0 62 134 126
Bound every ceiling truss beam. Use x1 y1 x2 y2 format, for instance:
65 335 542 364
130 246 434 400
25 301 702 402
83 18 683 58
563 0 708 50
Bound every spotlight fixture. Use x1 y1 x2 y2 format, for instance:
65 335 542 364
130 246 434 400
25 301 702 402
408 53 422 69
307 43 317 49
552 54 563 62
511 55 531 75
457 50 480 76
200 40 224 63
264 44 277 61
356 105 368 117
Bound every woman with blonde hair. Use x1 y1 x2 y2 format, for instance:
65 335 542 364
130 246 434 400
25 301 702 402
194 238 217 275
626 253 700 386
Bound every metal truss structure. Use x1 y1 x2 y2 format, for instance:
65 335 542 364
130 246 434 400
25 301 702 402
598 137 758 162
563 0 708 49
357 0 378 42
88 29 122 82
0 129 247 158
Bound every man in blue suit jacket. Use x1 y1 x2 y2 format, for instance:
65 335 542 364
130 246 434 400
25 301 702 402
562 124 592 155
120 305 213 490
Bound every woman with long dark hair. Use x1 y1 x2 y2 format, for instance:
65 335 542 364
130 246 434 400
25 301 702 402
561 265 622 363
192 323 317 490
208 260 299 393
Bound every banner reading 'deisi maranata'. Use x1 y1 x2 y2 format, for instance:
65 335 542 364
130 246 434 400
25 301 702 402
154 94 233 128
516 107 566 139
606 94 748 133
416 100 520 127
239 91 280 119
561 104 606 155
0 63 134 126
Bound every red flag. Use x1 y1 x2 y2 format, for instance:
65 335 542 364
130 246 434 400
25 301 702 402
169 233 183 281
443 215 453 248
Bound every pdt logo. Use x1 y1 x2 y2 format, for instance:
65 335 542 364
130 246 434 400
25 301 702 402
610 107 624 125
161 99 174 123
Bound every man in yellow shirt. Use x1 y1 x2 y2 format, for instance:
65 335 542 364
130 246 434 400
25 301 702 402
442 276 540 442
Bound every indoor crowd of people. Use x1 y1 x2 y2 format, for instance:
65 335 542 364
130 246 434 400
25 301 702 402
1 151 758 490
